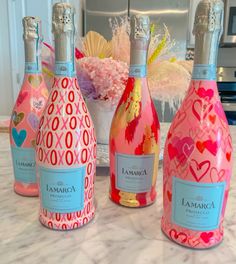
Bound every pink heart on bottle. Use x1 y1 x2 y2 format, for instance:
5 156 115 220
210 168 225 183
215 102 227 123
27 113 39 131
16 91 28 107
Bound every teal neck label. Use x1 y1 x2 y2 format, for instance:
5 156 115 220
55 61 75 77
129 65 147 78
25 62 41 74
192 64 216 80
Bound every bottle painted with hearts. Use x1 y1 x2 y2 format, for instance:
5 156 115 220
36 3 96 230
162 0 233 249
9 17 48 196
109 15 160 207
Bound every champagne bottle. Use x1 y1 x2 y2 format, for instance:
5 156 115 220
109 15 160 207
162 0 232 249
9 17 48 196
36 3 96 230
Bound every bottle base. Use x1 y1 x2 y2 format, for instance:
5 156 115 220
109 194 156 208
14 182 38 197
161 218 223 249
39 207 95 231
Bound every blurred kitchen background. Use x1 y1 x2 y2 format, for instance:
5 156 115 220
1 0 236 123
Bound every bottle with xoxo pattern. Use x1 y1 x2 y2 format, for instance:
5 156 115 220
109 15 160 207
36 3 96 230
162 0 233 249
10 17 48 196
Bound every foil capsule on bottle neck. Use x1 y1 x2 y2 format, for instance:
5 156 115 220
193 0 224 66
23 16 41 41
193 0 224 40
52 3 75 35
130 15 150 42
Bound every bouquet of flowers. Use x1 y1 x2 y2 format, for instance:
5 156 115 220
41 17 193 143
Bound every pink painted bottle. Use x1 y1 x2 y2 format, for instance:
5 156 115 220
109 15 160 207
9 17 48 196
162 0 233 249
36 3 96 230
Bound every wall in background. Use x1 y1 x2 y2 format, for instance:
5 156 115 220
0 0 82 116
0 0 13 116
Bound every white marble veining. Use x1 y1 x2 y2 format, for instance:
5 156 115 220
0 123 236 264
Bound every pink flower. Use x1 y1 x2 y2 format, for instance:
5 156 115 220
76 57 129 102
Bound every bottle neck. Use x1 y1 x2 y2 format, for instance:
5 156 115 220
54 32 75 77
24 38 41 74
129 39 148 78
192 31 219 81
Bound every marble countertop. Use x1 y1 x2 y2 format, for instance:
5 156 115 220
0 123 236 264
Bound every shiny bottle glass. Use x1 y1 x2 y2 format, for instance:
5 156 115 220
161 0 233 249
9 17 48 196
109 15 160 207
36 3 96 230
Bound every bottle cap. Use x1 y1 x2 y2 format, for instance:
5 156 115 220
23 16 41 41
130 15 150 42
52 3 75 34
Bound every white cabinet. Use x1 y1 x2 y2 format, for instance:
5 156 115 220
187 0 201 48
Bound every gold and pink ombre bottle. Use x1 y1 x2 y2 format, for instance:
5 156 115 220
162 0 233 249
36 3 96 230
109 15 160 207
10 17 48 196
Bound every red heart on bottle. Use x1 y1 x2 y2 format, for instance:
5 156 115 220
200 232 214 243
226 152 231 162
209 114 216 124
169 229 188 244
16 91 28 107
196 141 205 153
197 87 214 100
205 139 219 156
189 159 210 182
167 190 172 202
168 144 178 160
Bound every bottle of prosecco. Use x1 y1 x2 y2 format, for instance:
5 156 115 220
36 3 96 230
161 0 233 249
9 17 48 196
109 15 160 207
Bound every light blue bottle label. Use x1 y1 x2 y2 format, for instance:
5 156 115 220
116 153 154 193
192 64 216 80
172 177 226 231
129 65 147 78
55 61 75 77
25 62 41 74
39 166 85 213
11 146 36 184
